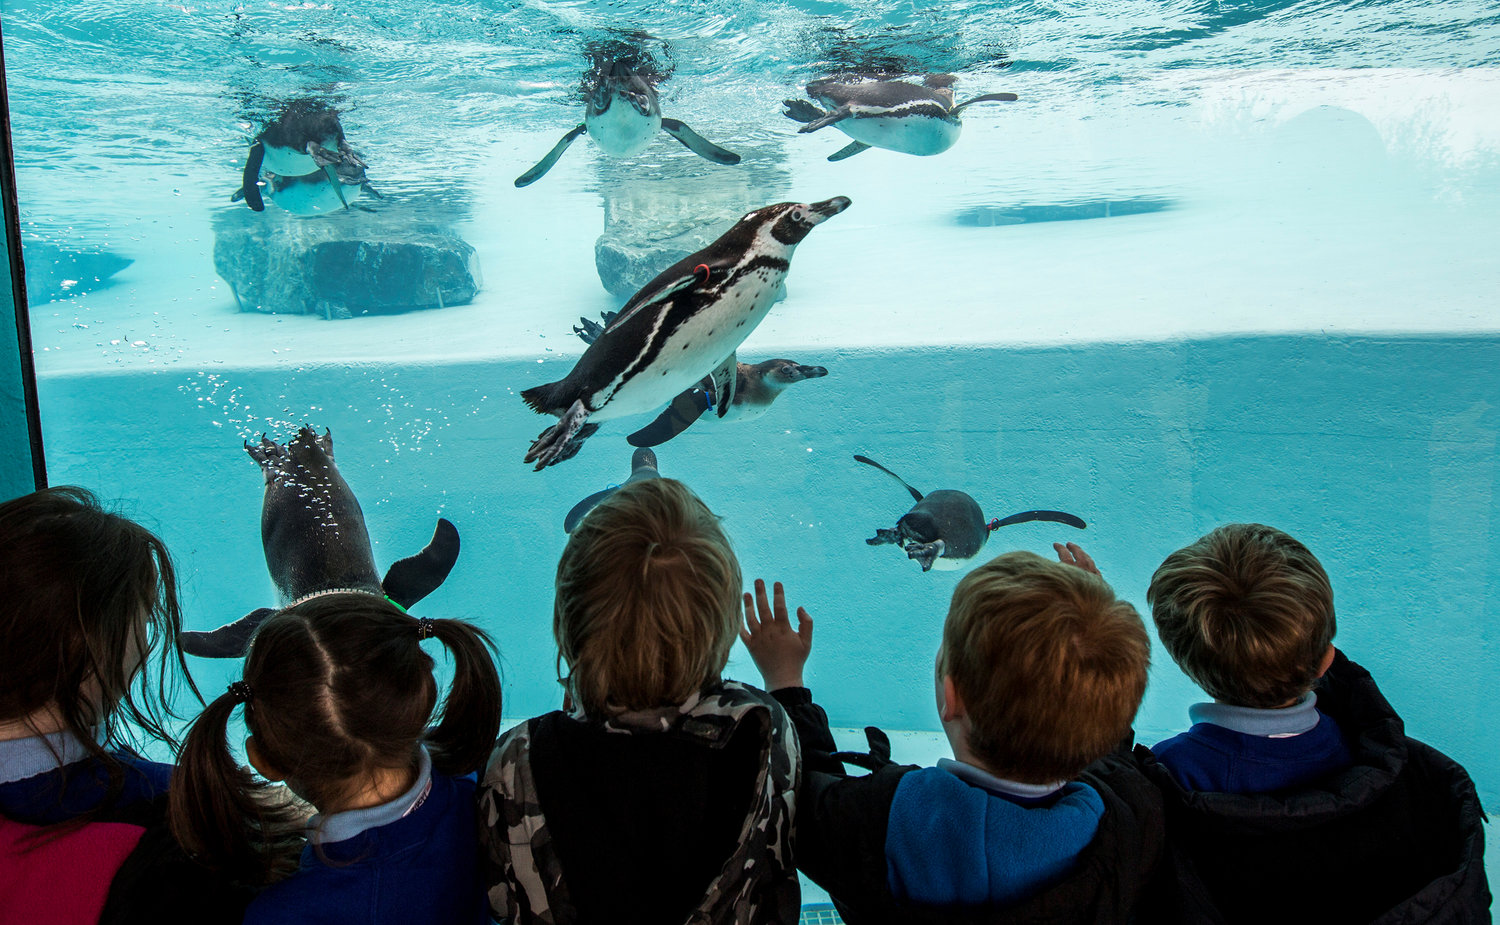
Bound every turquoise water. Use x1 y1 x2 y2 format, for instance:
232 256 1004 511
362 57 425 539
5 0 1500 897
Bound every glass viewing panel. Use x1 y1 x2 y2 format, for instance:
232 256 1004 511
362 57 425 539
4 0 1497 838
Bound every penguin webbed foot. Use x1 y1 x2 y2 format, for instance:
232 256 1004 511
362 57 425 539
525 401 598 470
905 541 943 572
867 527 901 547
574 316 605 345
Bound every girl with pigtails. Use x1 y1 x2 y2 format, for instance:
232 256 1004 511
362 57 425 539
168 593 502 925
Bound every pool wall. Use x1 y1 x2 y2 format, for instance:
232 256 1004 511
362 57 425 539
36 331 1500 810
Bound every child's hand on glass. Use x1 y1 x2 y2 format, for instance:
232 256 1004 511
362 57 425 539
740 579 813 692
1053 542 1101 577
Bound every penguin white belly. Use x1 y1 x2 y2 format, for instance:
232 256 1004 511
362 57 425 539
587 105 661 157
267 175 362 216
590 280 784 420
929 555 968 571
261 135 339 176
839 115 960 156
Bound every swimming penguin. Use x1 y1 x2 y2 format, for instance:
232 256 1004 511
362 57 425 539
783 74 1017 161
514 59 742 187
521 196 851 470
574 311 828 446
563 446 662 533
855 454 1085 572
235 99 372 211
179 427 460 658
237 169 381 216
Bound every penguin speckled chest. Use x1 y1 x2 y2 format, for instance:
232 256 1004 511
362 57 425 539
514 59 742 187
856 454 1087 572
521 197 851 469
783 74 1017 162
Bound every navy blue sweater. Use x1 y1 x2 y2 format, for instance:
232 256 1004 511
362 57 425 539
1152 695 1352 794
245 750 487 925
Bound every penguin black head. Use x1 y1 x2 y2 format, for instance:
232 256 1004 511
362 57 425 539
749 196 852 246
760 359 829 386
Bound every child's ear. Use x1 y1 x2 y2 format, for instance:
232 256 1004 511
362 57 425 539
940 676 968 723
1315 644 1337 679
246 736 286 782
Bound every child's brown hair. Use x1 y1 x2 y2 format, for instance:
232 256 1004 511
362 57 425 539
169 594 501 883
938 551 1150 784
554 478 740 717
0 487 193 793
1148 523 1334 709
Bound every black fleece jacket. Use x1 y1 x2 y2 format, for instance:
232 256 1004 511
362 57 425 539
1140 650 1491 925
771 688 1167 925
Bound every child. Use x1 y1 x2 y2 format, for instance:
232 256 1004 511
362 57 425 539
1144 523 1490 922
168 593 502 925
477 478 801 925
0 486 251 925
744 550 1163 924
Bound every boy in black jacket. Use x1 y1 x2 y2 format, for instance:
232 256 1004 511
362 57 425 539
1143 523 1490 923
741 550 1165 924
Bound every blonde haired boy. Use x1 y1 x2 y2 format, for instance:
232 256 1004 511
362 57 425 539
745 549 1164 924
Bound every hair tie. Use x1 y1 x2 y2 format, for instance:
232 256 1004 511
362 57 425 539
227 680 254 704
417 617 436 640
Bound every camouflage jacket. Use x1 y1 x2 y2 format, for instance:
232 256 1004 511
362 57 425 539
477 681 801 925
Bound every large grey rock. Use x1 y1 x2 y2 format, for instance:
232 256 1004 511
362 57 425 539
20 240 132 305
593 139 790 299
212 205 481 319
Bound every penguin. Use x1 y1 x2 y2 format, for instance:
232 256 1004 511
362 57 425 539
855 454 1086 572
179 427 460 658
574 311 828 446
783 74 1017 161
521 196 851 470
235 169 381 216
563 446 662 533
235 99 373 212
515 59 742 187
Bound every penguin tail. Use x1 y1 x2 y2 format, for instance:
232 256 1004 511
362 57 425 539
520 382 562 415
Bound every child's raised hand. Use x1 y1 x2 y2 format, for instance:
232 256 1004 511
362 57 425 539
1054 542 1102 577
740 579 813 692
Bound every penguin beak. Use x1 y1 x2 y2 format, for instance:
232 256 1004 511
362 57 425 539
807 196 852 222
795 365 829 379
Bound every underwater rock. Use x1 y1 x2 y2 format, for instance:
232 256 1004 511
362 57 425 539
593 138 789 298
21 241 132 305
211 205 480 319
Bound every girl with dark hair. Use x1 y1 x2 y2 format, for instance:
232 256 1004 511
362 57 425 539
169 593 502 925
0 486 252 925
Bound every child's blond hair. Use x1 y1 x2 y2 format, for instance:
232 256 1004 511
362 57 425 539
1148 523 1334 708
938 551 1150 784
554 478 741 716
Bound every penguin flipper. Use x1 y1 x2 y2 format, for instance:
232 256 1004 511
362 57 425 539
783 99 828 124
515 124 587 188
853 455 924 503
239 141 266 212
564 487 620 534
179 608 276 659
828 141 872 162
798 106 852 134
990 510 1087 530
322 165 351 209
627 385 713 447
609 271 713 333
381 518 461 610
660 118 741 165
709 352 737 420
952 92 1019 115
